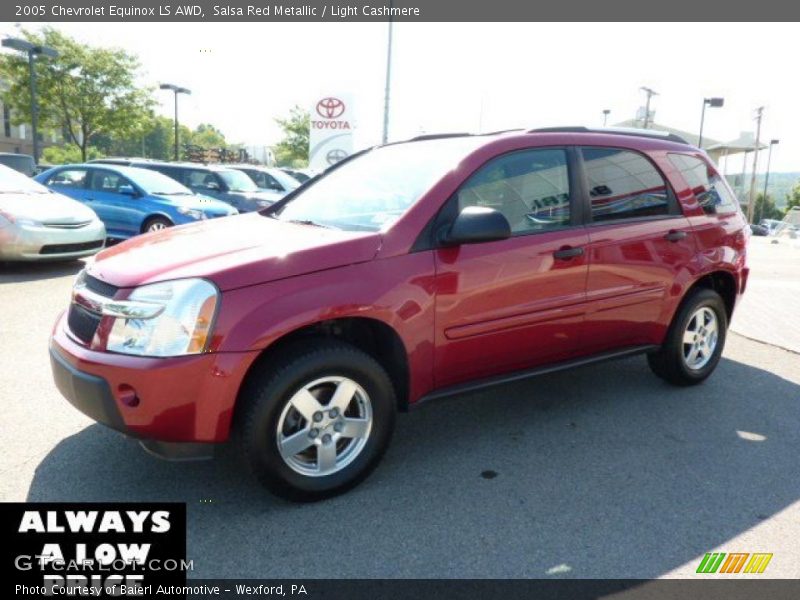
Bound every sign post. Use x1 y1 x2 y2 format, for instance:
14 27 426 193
309 94 354 171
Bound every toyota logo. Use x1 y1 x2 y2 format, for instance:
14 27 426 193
326 148 348 164
316 97 345 119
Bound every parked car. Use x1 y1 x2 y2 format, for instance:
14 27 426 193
90 159 280 212
280 168 317 184
0 152 36 177
36 164 237 239
0 164 105 261
750 223 769 236
228 164 302 195
49 127 749 501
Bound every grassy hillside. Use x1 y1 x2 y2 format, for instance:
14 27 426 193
725 172 799 207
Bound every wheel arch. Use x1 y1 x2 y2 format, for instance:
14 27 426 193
682 269 737 321
140 213 174 233
235 316 411 422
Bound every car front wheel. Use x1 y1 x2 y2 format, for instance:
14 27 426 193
238 340 396 501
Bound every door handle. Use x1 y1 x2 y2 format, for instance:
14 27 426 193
664 230 687 242
85 196 94 201
553 246 584 260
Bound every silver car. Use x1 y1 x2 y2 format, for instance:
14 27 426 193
0 164 106 262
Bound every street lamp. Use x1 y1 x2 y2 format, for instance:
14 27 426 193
697 97 724 149
2 37 59 164
602 109 610 126
759 139 780 222
159 83 191 161
640 87 658 129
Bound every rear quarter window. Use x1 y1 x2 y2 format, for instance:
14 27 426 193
668 153 739 215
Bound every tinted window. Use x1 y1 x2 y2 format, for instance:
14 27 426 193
88 169 130 193
456 148 571 234
582 148 670 222
48 168 87 188
668 153 739 215
187 169 221 190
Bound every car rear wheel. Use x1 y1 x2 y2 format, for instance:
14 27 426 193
647 288 728 386
238 340 396 501
143 217 172 233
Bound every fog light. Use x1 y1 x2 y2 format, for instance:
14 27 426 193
117 384 139 407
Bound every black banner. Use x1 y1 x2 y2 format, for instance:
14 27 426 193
2 503 187 597
2 0 799 22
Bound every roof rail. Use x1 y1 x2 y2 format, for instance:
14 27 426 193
529 126 690 145
408 132 474 142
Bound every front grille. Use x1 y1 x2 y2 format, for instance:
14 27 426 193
67 275 119 345
43 220 92 229
67 303 103 345
40 240 104 255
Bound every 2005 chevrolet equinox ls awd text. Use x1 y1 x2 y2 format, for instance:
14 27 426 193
50 127 749 500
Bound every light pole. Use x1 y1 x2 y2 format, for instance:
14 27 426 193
381 0 394 144
159 83 191 161
640 87 658 129
759 139 779 222
698 97 724 149
2 37 59 164
746 106 764 223
602 109 610 126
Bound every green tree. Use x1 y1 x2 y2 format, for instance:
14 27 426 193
188 123 227 149
273 106 309 167
41 144 103 165
786 181 800 215
0 27 153 162
753 193 784 222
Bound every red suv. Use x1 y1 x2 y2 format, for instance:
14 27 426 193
50 128 749 500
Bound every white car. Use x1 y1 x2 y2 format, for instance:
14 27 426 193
0 164 106 262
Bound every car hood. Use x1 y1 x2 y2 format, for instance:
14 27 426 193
232 189 282 202
0 191 98 223
152 193 235 213
88 213 383 290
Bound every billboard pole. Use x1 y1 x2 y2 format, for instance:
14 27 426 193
381 1 394 144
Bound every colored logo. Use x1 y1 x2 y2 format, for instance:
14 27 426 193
316 97 345 119
696 552 772 574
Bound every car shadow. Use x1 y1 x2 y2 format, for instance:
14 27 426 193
26 354 800 578
0 259 86 283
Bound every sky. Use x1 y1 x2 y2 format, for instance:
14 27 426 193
3 21 798 172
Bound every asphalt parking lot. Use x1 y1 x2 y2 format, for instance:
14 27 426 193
1 238 799 579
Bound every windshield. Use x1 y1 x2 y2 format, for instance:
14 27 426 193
269 168 301 190
219 169 259 192
0 164 49 194
276 138 484 231
127 168 192 195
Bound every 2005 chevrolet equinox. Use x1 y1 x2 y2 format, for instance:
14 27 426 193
50 127 749 500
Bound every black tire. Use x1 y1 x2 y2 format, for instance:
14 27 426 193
237 340 396 501
647 288 728 386
142 216 172 233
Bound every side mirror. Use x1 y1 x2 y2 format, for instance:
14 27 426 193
118 184 137 197
440 206 511 246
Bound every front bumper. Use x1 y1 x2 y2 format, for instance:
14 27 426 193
50 312 259 447
0 221 106 261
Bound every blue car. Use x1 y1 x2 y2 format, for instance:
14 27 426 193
36 164 238 238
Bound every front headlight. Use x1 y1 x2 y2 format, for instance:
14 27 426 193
256 199 273 208
106 278 219 357
177 207 207 220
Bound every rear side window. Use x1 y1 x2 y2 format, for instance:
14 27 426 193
581 148 671 222
456 148 571 235
668 153 739 215
48 168 87 188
